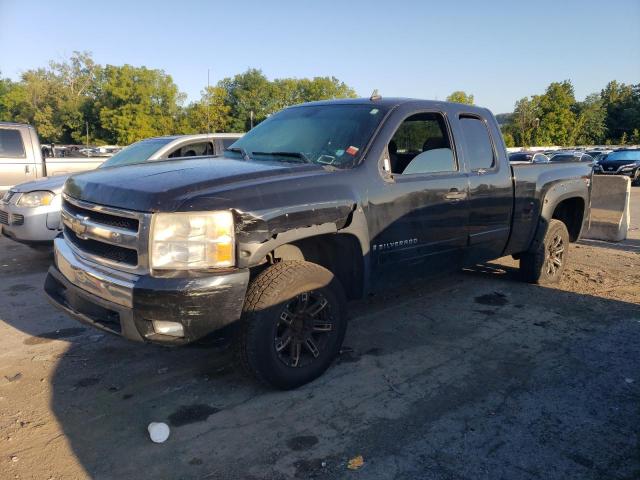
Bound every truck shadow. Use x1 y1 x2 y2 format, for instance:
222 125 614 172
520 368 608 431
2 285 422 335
42 263 640 479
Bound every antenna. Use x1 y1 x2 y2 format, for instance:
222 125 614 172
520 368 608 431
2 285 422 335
370 89 381 101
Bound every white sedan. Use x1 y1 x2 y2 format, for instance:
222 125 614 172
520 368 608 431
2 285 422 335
0 133 242 247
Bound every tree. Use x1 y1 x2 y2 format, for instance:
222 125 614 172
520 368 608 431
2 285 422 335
218 69 358 132
94 64 184 144
178 86 231 134
535 81 576 145
218 69 277 132
601 81 640 143
509 96 540 147
571 93 606 145
502 131 516 148
446 91 474 105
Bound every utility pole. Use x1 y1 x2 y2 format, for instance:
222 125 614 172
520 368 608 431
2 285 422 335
86 121 89 148
250 110 254 130
207 69 211 134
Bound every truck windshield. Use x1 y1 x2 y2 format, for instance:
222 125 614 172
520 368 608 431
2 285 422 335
100 138 173 168
227 104 385 168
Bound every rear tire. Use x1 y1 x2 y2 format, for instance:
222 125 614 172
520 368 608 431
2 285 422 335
520 219 570 285
237 261 347 390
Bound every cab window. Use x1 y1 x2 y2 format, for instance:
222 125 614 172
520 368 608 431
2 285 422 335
459 116 495 170
0 129 26 158
387 112 456 175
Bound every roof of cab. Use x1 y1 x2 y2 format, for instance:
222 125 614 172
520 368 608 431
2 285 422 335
288 97 492 115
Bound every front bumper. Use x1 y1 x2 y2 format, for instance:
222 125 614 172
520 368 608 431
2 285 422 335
44 238 250 345
0 200 61 244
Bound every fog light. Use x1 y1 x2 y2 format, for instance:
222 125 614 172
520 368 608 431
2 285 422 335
152 320 185 337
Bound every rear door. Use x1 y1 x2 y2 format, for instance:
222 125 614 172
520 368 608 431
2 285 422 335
456 115 513 263
0 127 36 192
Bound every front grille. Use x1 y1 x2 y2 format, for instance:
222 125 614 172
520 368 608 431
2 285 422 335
12 214 24 226
63 199 138 231
0 210 8 226
61 194 149 273
65 227 138 266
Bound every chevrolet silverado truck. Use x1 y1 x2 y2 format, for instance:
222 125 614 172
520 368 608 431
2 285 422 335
44 98 592 389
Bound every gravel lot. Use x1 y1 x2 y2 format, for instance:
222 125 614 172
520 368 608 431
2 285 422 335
1 190 638 480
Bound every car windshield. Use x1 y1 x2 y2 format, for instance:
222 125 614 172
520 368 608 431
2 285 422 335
227 104 386 168
605 150 640 161
99 138 173 168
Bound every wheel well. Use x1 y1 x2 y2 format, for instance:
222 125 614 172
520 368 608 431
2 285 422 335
551 197 584 242
271 234 364 300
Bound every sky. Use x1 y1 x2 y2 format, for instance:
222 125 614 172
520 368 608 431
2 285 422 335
1 0 639 113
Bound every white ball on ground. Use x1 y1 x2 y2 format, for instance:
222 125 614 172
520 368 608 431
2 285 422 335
148 422 170 443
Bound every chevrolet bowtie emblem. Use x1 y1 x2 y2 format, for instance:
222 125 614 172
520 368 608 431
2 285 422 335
70 216 89 237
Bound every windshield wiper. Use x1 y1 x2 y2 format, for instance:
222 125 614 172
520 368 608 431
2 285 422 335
225 147 252 161
251 151 312 163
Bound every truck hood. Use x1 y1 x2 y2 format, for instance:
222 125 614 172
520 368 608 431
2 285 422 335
64 157 333 212
12 174 70 194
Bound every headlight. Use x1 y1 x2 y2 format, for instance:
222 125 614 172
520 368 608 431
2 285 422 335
16 191 55 207
150 211 235 270
620 166 634 171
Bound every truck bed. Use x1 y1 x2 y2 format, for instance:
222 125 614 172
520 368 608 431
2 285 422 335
506 161 592 255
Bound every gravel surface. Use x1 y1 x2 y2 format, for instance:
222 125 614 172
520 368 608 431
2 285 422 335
0 190 638 480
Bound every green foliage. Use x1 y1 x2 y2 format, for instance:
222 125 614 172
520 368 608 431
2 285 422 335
535 81 576 146
219 69 357 132
502 79 640 147
502 131 515 148
446 91 474 105
572 94 606 145
94 64 183 144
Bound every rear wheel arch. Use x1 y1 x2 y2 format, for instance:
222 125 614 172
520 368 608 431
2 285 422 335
541 194 586 242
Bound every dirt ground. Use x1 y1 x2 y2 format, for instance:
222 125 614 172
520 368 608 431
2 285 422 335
1 191 639 480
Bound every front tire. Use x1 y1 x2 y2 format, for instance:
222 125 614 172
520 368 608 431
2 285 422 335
520 219 570 285
237 261 347 390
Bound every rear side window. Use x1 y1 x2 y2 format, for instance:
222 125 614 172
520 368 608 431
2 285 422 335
459 117 495 170
0 129 26 158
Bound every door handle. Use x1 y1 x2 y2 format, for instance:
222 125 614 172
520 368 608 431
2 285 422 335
25 165 30 174
444 188 467 201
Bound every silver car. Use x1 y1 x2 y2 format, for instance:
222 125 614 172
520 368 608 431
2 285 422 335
0 133 242 247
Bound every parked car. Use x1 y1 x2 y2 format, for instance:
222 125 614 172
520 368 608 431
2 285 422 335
1 133 243 246
44 98 591 389
508 151 550 164
593 148 640 185
0 122 105 195
549 151 595 165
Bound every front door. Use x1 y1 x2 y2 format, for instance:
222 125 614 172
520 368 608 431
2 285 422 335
0 128 36 192
368 111 469 277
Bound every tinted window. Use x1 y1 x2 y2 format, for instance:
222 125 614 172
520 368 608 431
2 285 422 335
167 141 214 158
389 112 455 175
459 117 495 170
509 153 533 162
221 138 237 149
0 129 26 158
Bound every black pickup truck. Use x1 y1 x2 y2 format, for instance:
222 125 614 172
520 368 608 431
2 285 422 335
45 98 592 389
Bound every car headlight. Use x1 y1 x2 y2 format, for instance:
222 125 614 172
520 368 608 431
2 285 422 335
16 191 55 207
150 211 235 270
620 165 634 171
